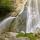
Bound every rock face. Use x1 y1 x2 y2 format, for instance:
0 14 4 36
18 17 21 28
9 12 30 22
16 6 27 32
9 6 27 33
11 0 27 17
0 32 17 40
6 0 27 32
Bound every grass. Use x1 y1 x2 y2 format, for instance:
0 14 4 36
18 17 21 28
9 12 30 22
16 33 37 40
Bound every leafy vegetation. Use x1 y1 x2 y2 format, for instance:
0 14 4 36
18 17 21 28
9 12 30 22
16 33 38 40
0 0 15 20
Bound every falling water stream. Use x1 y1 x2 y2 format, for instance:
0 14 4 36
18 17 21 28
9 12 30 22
0 0 40 33
0 16 16 32
26 0 40 33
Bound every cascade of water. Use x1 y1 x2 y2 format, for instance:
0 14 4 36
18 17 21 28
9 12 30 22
26 0 39 33
0 16 16 32
32 0 40 32
26 0 32 33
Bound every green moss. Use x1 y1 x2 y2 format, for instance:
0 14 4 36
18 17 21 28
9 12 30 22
16 33 37 40
16 33 25 37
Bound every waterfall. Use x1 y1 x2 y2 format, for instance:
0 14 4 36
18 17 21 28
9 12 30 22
26 0 40 33
0 16 16 32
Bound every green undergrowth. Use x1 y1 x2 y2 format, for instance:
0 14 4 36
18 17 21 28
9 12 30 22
16 33 38 40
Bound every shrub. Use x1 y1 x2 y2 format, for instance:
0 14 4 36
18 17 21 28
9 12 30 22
0 0 15 19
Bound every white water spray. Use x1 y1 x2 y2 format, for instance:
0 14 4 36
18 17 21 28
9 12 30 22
26 0 40 33
0 16 16 32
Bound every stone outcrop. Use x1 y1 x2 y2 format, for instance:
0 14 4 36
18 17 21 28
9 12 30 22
10 0 27 17
8 0 27 32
